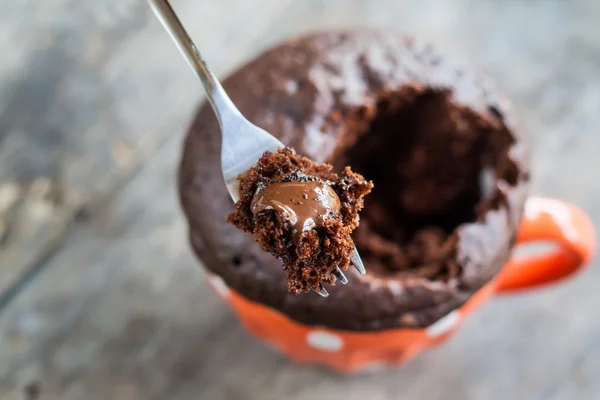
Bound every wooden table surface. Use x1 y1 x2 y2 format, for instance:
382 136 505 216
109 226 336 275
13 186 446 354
1 0 600 399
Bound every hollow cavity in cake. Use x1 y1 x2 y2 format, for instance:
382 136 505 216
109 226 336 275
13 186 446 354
333 87 521 281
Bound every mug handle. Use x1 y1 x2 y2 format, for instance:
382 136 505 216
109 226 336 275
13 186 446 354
496 196 596 293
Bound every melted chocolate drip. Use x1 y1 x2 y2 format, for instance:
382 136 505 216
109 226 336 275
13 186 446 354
251 178 341 244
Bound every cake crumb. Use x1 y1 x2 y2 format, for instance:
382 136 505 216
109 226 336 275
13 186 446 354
227 148 372 293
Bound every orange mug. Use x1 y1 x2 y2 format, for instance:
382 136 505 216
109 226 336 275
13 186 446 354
205 196 596 373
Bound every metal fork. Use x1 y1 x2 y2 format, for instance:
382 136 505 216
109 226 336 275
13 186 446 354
148 0 366 297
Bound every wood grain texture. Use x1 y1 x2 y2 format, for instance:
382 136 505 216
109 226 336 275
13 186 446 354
0 0 295 297
1 0 600 399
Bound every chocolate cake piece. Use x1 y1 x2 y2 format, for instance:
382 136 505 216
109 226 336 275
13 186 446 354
227 148 372 294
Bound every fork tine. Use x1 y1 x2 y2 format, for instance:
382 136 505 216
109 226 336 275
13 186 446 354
315 285 329 297
333 267 348 284
350 247 366 275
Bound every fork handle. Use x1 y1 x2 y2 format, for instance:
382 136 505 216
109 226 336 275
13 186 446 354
147 0 240 125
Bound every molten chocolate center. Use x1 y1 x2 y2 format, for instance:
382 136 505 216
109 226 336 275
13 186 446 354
251 180 341 244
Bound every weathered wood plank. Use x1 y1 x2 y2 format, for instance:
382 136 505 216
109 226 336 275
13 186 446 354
0 0 295 297
1 0 600 399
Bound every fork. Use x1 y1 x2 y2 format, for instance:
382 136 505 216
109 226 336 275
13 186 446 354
148 0 366 297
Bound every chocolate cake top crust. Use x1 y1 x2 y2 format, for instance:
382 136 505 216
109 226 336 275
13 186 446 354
178 30 530 331
226 148 372 294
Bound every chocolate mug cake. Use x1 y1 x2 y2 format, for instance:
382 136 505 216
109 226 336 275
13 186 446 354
179 30 528 329
178 30 595 371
